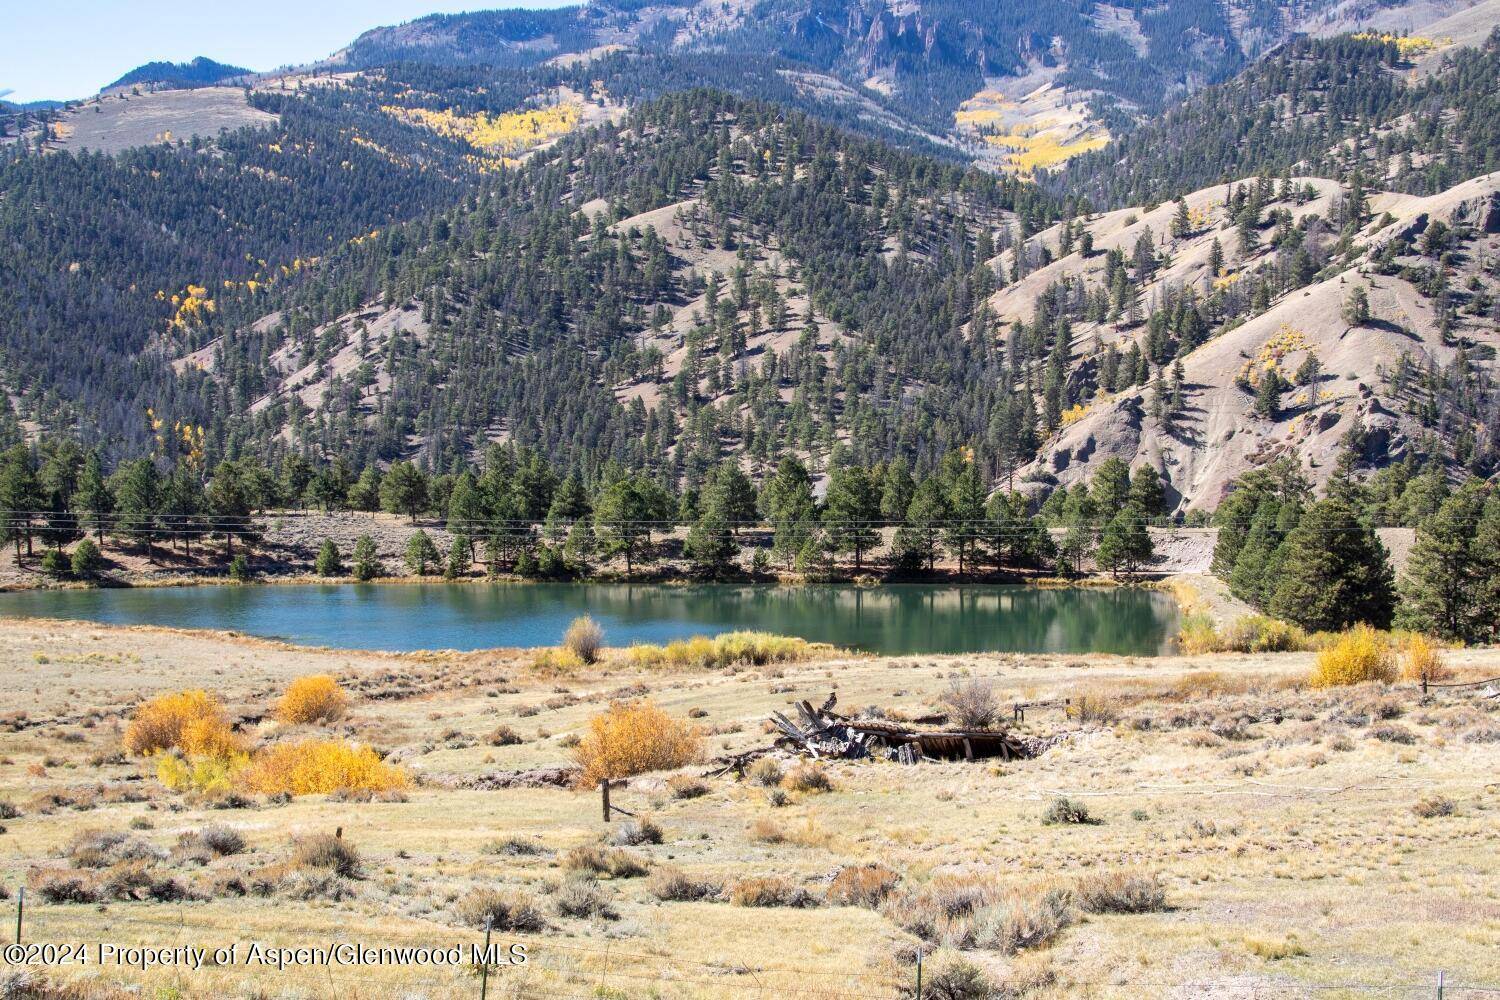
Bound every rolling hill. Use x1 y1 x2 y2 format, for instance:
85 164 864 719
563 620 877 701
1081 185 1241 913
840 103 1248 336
105 57 253 93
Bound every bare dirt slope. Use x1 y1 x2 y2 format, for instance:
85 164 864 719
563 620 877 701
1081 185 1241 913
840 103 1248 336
1014 173 1500 510
50 88 277 154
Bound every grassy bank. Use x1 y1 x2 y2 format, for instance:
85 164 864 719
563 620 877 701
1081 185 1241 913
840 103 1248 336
0 619 1495 997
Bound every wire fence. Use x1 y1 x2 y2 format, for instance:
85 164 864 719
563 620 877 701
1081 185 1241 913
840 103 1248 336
0 508 1424 537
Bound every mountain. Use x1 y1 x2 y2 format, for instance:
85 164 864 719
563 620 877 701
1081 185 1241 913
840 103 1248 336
0 99 64 112
106 57 253 92
339 0 1500 172
0 5 1497 510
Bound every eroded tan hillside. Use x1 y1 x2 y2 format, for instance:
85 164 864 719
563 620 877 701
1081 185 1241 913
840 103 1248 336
1011 172 1500 509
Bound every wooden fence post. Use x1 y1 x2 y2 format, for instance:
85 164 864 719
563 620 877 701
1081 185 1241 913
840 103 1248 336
600 779 612 822
479 916 492 1000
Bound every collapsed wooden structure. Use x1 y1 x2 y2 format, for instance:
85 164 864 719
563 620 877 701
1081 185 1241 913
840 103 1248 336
766 693 1037 764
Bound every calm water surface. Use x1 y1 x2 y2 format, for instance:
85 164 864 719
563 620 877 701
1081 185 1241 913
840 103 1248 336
0 583 1180 656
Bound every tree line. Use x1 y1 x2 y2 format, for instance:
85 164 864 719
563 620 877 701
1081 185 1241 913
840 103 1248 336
1211 450 1500 644
0 436 1169 583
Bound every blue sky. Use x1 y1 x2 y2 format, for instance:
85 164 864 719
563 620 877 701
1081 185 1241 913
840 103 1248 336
1 0 574 103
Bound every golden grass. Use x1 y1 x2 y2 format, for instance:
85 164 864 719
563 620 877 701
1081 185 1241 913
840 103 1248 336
155 751 249 794
624 631 829 670
5 618 1500 998
1178 613 1312 654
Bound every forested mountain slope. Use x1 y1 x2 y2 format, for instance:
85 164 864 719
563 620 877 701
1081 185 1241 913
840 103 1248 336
177 91 1054 481
0 11 1496 514
1055 31 1500 207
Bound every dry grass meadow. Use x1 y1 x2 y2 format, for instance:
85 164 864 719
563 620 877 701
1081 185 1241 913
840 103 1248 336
0 616 1496 999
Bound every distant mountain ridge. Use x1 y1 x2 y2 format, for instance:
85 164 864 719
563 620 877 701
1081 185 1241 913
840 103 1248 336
106 57 252 92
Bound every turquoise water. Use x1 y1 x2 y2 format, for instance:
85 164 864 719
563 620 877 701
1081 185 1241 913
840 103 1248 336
0 583 1180 656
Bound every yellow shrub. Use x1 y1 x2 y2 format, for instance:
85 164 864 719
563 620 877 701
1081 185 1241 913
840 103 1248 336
276 675 349 725
1175 614 1222 654
157 751 251 794
572 700 701 787
1310 625 1396 688
123 690 240 756
532 647 585 673
179 715 247 758
1220 615 1311 653
1399 634 1449 684
240 739 411 797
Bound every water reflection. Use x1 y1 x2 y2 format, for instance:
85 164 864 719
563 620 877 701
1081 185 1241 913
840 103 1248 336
0 583 1179 656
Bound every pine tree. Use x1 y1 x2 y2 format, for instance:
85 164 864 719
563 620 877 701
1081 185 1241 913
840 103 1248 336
0 445 40 559
595 476 650 574
162 467 206 557
71 451 113 545
564 516 599 576
1170 198 1191 239
703 462 757 533
206 460 253 558
348 467 382 512
109 458 160 563
1267 499 1395 631
823 464 879 571
685 508 737 577
944 455 986 575
1342 286 1370 327
380 461 429 522
1057 485 1098 575
1096 503 1154 578
1090 457 1132 514
1395 484 1486 641
1476 492 1500 643
1128 466 1166 516
1253 369 1283 418
405 530 439 575
905 476 951 572
447 471 486 559
879 458 915 523
279 454 314 510
763 458 817 569
445 535 470 580
315 539 343 577
352 535 382 581
1227 501 1284 606
71 537 103 578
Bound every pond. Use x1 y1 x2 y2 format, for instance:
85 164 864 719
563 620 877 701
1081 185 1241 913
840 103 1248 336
0 583 1180 656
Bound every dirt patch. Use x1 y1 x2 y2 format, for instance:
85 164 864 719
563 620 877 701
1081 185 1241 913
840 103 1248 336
55 88 277 154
